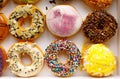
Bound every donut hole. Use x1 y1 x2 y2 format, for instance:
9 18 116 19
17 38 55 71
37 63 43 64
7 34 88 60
96 19 106 30
20 53 32 65
58 50 69 64
97 25 104 29
18 16 32 28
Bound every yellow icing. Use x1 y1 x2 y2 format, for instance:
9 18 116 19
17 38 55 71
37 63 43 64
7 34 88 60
83 44 116 77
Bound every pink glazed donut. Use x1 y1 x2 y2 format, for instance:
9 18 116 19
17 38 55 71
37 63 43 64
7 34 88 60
46 5 82 37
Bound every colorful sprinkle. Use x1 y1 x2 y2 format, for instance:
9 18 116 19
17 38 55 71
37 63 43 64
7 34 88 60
45 40 81 77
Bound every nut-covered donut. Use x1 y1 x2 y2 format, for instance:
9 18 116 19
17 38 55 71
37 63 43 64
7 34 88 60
8 5 45 41
13 0 40 4
7 42 44 77
45 40 81 77
82 10 118 43
0 46 8 76
83 0 112 10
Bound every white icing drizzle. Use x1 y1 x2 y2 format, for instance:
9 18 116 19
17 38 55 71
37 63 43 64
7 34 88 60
7 42 44 77
8 5 45 40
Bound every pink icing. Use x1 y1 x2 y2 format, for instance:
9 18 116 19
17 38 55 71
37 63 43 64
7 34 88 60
54 9 61 18
53 10 77 35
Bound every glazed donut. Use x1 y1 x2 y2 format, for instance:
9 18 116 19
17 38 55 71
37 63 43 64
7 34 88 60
0 13 9 42
0 46 8 76
0 0 8 9
45 40 81 77
83 0 112 10
82 44 116 77
13 0 40 4
7 42 44 77
8 5 45 41
46 5 82 37
82 10 118 43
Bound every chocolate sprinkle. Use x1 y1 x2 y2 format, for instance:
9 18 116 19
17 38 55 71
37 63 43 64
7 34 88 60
46 6 48 10
82 10 118 43
49 0 56 4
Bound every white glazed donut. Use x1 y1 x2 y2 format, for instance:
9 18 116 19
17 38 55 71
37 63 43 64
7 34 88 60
46 5 82 37
7 42 44 77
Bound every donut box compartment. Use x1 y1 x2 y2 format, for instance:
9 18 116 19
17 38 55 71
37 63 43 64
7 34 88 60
1 0 120 79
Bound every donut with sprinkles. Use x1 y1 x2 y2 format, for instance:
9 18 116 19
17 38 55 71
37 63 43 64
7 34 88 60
82 10 118 43
8 5 45 41
45 40 81 77
7 42 44 77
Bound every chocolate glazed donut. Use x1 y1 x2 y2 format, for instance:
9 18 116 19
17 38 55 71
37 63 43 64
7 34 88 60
82 10 118 43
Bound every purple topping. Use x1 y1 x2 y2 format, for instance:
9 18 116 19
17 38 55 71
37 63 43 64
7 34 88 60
0 48 4 75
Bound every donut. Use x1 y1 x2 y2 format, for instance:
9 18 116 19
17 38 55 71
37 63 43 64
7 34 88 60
0 0 8 9
45 40 81 77
0 46 8 76
8 5 45 41
7 42 44 77
0 13 9 42
82 10 118 43
82 44 116 77
13 0 40 4
83 0 112 10
46 5 82 37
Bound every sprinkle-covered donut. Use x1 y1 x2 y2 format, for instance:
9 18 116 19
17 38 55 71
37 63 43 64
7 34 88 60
0 0 8 9
83 0 112 10
0 46 8 76
82 10 118 43
8 5 45 41
46 5 82 37
13 0 40 4
7 42 44 77
45 40 81 77
82 44 116 77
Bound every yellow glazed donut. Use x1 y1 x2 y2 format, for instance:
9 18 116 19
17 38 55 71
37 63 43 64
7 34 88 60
13 0 40 4
82 44 116 77
8 5 45 41
7 42 44 77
